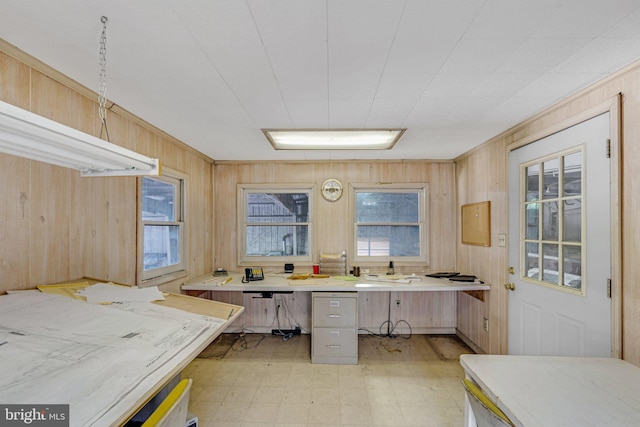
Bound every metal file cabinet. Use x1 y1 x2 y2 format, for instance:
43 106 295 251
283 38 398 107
311 291 358 364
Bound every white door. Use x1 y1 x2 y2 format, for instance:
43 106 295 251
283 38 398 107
508 113 611 357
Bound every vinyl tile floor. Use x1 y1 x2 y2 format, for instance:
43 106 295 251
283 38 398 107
182 334 469 427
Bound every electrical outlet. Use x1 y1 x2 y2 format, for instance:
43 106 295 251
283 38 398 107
275 296 283 307
395 299 401 309
483 317 489 332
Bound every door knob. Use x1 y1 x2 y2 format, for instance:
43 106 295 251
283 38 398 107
504 282 515 291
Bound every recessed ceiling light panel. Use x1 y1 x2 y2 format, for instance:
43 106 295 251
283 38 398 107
263 129 406 150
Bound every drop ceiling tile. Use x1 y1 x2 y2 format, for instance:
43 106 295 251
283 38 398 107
328 0 405 42
517 73 602 99
169 0 258 43
601 6 640 37
397 0 484 39
495 37 592 74
284 98 329 118
470 73 541 98
328 98 372 128
532 0 640 38
367 97 417 127
266 41 327 75
553 37 640 75
248 0 327 43
465 0 560 38
440 36 524 73
375 73 434 98
422 73 490 98
384 38 459 75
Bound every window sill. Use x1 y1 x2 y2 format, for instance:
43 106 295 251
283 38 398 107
138 269 188 288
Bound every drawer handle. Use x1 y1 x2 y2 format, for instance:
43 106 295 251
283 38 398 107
330 331 340 335
327 345 341 348
328 314 341 318
330 301 340 307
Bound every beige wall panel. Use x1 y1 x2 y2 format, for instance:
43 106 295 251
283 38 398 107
358 291 391 330
621 68 640 364
390 291 457 330
208 291 311 333
455 137 508 354
29 163 73 285
0 155 31 290
0 52 30 108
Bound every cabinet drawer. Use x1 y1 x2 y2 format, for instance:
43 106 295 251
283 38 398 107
312 327 357 358
313 295 357 327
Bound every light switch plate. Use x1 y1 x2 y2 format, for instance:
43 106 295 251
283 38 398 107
498 234 507 247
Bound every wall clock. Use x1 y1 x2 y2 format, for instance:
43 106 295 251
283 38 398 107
321 178 343 201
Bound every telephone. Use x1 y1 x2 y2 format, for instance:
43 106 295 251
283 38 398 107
243 267 264 283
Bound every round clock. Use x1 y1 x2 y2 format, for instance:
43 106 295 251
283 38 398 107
321 178 343 201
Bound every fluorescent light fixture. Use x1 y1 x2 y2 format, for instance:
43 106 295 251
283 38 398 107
0 100 160 177
263 128 406 150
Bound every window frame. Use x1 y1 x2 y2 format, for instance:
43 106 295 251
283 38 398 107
237 183 315 266
137 168 187 287
349 182 429 266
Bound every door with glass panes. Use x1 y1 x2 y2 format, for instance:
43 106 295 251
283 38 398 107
507 113 611 356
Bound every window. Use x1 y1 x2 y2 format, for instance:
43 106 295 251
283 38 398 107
521 148 584 293
238 184 313 264
138 171 186 286
351 184 428 264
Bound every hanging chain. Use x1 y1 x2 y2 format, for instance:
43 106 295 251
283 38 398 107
98 16 110 141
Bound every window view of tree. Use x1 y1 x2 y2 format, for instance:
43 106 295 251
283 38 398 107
245 192 309 257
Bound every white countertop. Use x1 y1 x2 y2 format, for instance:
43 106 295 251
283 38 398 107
181 272 490 292
460 354 640 427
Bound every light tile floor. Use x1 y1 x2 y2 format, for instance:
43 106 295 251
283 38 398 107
182 334 468 427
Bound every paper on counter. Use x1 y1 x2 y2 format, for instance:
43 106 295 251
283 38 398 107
77 283 165 303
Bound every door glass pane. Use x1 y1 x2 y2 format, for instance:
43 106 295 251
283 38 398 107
563 199 581 242
526 164 539 202
563 152 582 196
563 245 582 290
541 201 559 241
525 242 539 279
525 202 539 239
542 158 559 199
541 243 559 284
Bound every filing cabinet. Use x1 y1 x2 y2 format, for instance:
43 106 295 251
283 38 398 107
312 291 358 364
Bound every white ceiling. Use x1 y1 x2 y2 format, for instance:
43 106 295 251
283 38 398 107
1 0 640 161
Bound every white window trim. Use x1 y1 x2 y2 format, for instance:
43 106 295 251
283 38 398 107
349 182 429 267
237 183 315 266
137 167 188 287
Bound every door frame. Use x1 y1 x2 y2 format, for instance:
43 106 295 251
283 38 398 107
505 94 622 358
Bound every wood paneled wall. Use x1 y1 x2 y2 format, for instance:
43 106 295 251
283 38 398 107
213 160 457 274
212 161 459 334
0 44 214 294
456 59 640 363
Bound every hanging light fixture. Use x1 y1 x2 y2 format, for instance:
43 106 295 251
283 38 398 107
0 16 160 177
